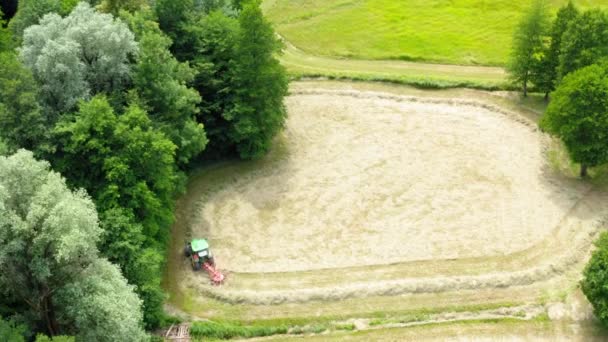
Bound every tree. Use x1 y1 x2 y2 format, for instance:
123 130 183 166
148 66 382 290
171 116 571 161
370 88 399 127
54 96 179 239
543 1 578 92
183 11 240 157
56 259 146 341
200 0 230 13
58 0 80 15
99 208 165 328
7 0 84 36
540 63 608 178
35 335 74 342
0 9 13 52
0 150 146 340
155 0 288 159
231 0 245 11
0 140 8 156
0 52 46 152
20 2 138 114
0 10 46 152
154 0 233 56
559 9 608 80
125 10 207 165
8 0 61 40
155 0 195 46
0 317 26 342
529 48 552 100
226 0 288 158
98 0 149 15
53 96 178 328
507 0 550 97
582 232 608 326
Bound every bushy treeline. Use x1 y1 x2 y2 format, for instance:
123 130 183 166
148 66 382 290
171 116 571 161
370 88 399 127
158 0 288 159
510 1 608 329
0 0 287 340
510 1 608 177
509 0 579 98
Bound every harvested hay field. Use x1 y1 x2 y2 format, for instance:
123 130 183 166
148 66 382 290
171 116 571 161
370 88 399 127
194 90 588 273
168 82 608 310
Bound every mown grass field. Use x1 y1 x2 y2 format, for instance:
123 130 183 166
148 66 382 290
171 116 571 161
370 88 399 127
263 0 608 66
163 81 608 340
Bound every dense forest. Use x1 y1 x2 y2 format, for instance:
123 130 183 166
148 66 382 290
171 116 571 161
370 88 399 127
0 0 287 340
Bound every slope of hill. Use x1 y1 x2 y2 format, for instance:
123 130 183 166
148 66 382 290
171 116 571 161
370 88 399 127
263 0 607 66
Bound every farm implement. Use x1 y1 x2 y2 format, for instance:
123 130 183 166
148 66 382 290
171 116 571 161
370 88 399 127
184 239 226 285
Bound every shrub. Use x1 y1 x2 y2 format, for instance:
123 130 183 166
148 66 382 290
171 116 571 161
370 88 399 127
582 232 608 325
190 321 288 339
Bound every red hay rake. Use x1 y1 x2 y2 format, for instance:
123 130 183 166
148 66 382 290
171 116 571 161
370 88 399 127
202 261 226 285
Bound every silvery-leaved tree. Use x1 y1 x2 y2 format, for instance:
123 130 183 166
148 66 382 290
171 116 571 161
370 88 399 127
19 2 137 115
0 150 146 341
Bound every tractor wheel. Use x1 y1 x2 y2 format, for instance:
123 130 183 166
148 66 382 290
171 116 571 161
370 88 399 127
208 256 216 267
184 245 192 257
193 261 201 271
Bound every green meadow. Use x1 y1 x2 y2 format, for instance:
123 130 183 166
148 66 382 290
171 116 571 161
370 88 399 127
264 0 608 66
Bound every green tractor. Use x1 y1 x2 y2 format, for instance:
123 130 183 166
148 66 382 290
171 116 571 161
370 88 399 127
184 238 215 270
184 238 225 285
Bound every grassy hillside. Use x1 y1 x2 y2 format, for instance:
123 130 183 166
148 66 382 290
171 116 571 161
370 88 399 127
263 0 607 66
280 39 508 89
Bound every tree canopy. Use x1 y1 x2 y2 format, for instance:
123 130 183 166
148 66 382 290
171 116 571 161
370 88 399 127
1 0 288 336
181 10 240 157
543 1 579 93
0 9 13 52
98 0 149 15
20 2 138 114
507 0 550 97
155 0 288 159
8 0 61 40
125 10 207 165
540 63 608 177
53 96 179 327
0 150 146 340
582 232 608 326
0 52 46 152
155 0 194 46
0 317 26 342
559 9 608 80
226 0 288 158
527 1 580 99
54 96 179 239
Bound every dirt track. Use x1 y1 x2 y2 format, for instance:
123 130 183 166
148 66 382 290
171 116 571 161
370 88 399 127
169 83 607 308
277 37 506 88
